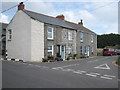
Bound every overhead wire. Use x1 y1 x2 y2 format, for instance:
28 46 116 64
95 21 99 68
1 0 29 13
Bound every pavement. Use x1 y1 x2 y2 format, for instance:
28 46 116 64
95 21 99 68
2 56 120 88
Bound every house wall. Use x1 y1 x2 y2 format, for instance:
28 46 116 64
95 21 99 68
6 10 31 61
76 29 97 57
31 19 44 61
61 28 76 55
44 24 77 59
0 24 2 56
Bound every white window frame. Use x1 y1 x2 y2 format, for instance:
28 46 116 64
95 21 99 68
80 32 83 42
68 31 72 40
68 46 72 54
91 35 93 43
8 29 12 41
80 46 84 55
47 27 54 40
48 45 54 55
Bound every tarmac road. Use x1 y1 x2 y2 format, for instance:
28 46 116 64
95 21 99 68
2 56 120 88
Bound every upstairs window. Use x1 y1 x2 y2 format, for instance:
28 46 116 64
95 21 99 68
47 27 53 39
80 32 83 42
8 29 12 41
91 35 93 43
68 31 72 40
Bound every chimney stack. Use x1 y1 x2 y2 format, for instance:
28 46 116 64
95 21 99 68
56 15 65 20
18 2 25 10
78 19 83 25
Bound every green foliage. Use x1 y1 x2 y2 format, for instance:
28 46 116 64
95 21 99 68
47 55 54 59
116 56 120 66
97 33 120 48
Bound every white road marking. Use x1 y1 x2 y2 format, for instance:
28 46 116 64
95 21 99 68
76 70 86 73
103 75 116 78
94 64 110 70
52 67 63 70
52 64 79 69
86 73 97 77
89 72 101 75
100 76 112 80
73 70 86 74
61 69 74 72
73 71 83 74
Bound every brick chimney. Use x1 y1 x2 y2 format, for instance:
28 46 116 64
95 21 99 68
18 2 25 10
56 15 65 20
78 19 83 25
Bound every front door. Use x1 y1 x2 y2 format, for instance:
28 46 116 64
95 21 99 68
87 46 90 56
61 45 65 60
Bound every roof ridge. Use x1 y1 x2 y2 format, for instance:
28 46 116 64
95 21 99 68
23 9 95 33
24 9 57 19
24 9 80 26
0 22 9 24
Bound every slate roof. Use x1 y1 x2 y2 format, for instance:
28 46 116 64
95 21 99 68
23 9 95 34
0 22 8 29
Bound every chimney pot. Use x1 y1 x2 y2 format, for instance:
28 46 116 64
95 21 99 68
78 19 83 25
56 15 65 20
18 2 24 10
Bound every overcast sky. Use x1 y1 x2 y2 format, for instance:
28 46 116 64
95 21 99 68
0 0 119 35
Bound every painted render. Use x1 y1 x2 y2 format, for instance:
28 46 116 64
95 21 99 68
6 10 44 61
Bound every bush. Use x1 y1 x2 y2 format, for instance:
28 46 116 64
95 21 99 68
42 58 48 62
116 56 120 66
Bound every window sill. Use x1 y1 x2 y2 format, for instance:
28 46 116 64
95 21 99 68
8 39 11 41
47 38 54 40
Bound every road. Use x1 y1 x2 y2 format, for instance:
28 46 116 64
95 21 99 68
2 56 120 88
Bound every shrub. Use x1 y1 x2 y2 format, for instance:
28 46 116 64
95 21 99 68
116 56 120 66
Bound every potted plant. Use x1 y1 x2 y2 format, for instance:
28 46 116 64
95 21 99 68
48 55 56 62
42 58 48 62
56 55 63 61
73 54 78 59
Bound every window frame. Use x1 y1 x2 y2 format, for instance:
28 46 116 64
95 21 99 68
68 46 72 54
91 34 94 43
80 46 84 55
68 31 72 40
80 32 83 42
48 45 54 55
8 29 12 41
47 27 54 40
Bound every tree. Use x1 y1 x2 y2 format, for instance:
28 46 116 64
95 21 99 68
97 33 120 48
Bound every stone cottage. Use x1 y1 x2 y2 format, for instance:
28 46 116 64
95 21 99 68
6 2 97 62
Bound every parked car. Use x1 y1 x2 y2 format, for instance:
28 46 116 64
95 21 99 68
115 49 120 55
103 48 117 56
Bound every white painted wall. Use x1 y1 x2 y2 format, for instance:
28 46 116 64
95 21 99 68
31 19 44 61
6 10 31 61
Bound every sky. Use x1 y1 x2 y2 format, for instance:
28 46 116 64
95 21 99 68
0 0 119 35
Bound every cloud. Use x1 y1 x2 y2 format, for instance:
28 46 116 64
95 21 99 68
26 2 54 13
0 1 118 34
0 13 9 23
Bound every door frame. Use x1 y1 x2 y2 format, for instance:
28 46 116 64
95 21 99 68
60 45 65 60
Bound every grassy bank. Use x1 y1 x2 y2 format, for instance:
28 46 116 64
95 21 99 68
116 56 120 66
